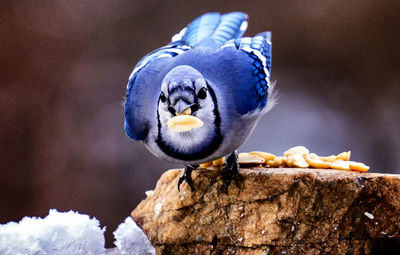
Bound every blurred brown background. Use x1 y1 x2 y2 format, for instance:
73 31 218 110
1 0 399 246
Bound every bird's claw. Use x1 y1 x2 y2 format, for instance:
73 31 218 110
222 151 242 194
178 164 198 191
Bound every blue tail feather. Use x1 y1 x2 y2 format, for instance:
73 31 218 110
172 12 248 48
183 13 215 45
211 12 247 45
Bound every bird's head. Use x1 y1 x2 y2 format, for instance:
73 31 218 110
158 65 214 133
155 65 223 160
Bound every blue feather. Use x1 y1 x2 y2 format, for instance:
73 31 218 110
173 12 248 48
181 12 220 46
210 12 247 46
219 34 272 113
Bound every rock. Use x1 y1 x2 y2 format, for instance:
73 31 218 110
131 167 400 254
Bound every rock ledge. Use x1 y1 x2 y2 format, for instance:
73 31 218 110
132 168 400 254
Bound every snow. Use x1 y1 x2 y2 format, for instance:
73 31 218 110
0 209 106 255
113 217 155 255
0 209 155 255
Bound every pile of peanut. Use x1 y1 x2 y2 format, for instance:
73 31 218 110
200 146 369 172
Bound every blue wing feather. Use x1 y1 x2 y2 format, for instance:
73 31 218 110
125 58 171 141
124 74 146 140
220 33 272 113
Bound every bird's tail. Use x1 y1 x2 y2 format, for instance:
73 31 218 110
171 12 248 48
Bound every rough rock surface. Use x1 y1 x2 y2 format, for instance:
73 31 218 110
131 167 400 254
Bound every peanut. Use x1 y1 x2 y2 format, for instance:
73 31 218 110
212 157 225 167
249 151 276 162
284 146 310 157
305 153 331 169
167 115 203 132
349 161 369 172
330 160 350 170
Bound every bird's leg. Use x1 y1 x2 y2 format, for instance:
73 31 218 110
178 164 198 191
222 151 242 193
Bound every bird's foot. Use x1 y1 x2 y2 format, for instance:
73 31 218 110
178 164 198 191
221 151 242 194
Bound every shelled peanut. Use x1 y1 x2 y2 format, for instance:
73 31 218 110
200 146 369 172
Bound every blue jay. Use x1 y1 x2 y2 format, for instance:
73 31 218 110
124 12 275 192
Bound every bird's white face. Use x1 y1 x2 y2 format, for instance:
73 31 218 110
156 65 217 154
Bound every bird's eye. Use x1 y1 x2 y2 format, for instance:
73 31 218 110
197 87 207 99
160 92 166 103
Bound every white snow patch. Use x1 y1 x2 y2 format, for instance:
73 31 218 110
113 217 155 255
364 212 374 219
0 209 106 255
0 210 156 255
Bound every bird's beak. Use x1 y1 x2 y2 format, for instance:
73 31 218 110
168 99 202 132
177 107 191 116
174 99 192 116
